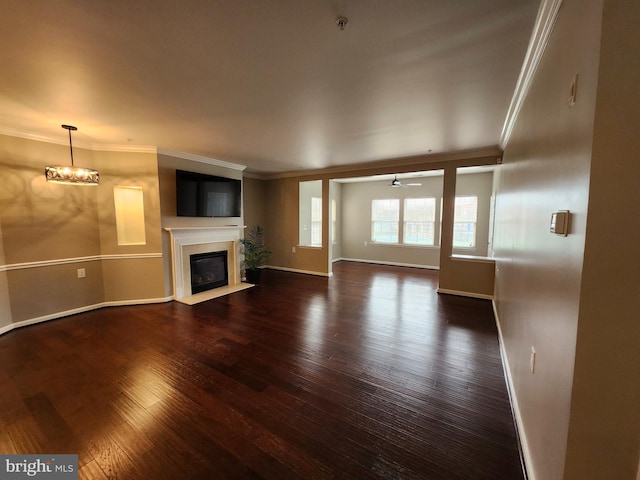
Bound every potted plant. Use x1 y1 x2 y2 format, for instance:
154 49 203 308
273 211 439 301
240 225 271 284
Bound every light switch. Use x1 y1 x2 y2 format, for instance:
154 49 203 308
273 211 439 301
550 211 570 236
569 74 578 106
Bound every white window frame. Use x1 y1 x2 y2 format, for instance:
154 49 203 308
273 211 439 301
453 195 478 248
371 199 399 243
331 199 337 244
311 196 322 247
403 197 436 246
299 180 322 247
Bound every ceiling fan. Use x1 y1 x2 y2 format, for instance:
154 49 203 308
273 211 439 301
390 175 422 187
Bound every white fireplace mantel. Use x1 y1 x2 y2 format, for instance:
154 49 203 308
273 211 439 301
165 226 251 304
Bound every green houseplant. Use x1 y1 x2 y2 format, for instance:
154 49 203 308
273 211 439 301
240 225 271 284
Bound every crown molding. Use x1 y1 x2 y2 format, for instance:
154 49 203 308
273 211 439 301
0 127 71 146
0 127 156 153
0 128 246 169
500 0 564 149
157 147 246 171
242 171 267 180
90 144 156 153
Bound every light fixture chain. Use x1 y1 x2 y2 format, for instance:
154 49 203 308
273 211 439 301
68 127 74 166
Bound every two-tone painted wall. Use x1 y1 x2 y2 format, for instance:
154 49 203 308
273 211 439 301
0 134 167 334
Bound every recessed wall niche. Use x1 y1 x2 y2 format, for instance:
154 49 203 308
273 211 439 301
114 186 146 246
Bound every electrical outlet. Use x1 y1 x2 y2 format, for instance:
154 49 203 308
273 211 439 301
77 268 86 279
530 347 536 374
292 246 296 253
364 240 368 246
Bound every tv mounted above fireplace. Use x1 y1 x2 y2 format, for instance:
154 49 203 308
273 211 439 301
175 169 241 218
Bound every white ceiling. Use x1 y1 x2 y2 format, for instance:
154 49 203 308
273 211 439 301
0 0 539 174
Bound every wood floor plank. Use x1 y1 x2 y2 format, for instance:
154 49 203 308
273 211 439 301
77 459 109 480
0 262 524 479
5 413 49 454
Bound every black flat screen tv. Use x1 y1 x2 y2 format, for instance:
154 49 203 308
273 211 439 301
176 169 242 217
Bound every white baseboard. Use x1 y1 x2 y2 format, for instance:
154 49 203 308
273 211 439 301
437 288 493 300
492 300 535 480
338 257 439 270
263 265 332 277
0 296 173 337
101 296 174 307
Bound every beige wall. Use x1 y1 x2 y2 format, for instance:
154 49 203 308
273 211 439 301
341 175 444 268
102 258 165 303
494 0 639 478
329 181 342 262
0 137 102 265
96 150 163 256
247 174 339 275
0 134 167 329
7 261 105 320
0 271 11 330
243 176 268 231
264 176 329 275
96 149 166 302
563 0 640 477
0 135 102 324
0 175 14 327
493 0 599 473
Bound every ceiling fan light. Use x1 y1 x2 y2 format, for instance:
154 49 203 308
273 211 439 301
389 175 421 187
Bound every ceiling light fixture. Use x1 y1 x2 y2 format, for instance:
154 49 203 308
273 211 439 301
390 175 422 188
45 125 99 185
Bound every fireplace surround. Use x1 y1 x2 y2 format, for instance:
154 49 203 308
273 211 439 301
165 226 252 304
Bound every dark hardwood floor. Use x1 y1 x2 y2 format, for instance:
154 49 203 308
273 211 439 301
0 262 524 479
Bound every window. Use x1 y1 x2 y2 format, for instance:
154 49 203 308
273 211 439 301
299 180 322 246
311 196 322 246
404 198 436 245
453 196 477 248
371 199 399 243
331 199 337 243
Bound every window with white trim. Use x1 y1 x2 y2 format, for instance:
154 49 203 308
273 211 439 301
311 196 322 246
403 197 436 245
299 180 322 247
331 199 337 243
371 199 399 243
453 195 477 248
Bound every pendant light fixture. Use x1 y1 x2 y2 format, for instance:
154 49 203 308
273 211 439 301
45 125 99 185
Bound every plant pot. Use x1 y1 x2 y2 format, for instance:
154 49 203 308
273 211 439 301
245 268 262 284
